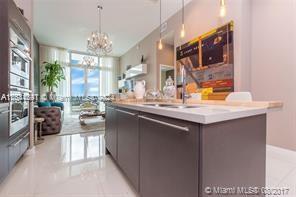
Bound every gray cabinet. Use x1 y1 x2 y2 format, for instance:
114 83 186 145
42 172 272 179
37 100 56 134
8 132 29 171
105 105 118 160
105 105 267 197
199 115 266 197
0 104 9 183
139 113 199 197
0 0 10 97
8 140 21 171
20 133 29 155
117 108 139 191
8 0 31 45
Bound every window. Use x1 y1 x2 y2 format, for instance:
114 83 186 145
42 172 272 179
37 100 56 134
87 68 100 96
71 67 85 96
70 52 99 97
69 52 119 111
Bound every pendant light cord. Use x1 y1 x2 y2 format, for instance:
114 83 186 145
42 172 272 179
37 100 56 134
182 0 184 25
159 0 162 39
98 5 102 34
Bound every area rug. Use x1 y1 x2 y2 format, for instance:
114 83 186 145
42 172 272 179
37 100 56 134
59 114 105 136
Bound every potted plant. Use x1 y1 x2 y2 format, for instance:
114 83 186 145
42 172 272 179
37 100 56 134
41 61 65 101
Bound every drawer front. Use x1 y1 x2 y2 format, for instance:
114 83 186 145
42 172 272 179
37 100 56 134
8 132 29 170
117 108 139 191
20 132 29 155
139 113 199 197
105 105 117 159
8 140 21 170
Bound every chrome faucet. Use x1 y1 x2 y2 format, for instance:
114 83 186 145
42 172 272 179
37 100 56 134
181 65 191 104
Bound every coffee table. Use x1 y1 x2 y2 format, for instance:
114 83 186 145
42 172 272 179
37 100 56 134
79 111 105 125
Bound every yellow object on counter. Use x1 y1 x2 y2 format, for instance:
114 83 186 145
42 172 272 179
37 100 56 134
198 88 213 100
185 83 213 100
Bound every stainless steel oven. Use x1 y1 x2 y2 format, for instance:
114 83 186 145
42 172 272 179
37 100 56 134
9 28 31 136
10 46 30 80
9 89 29 136
10 28 31 84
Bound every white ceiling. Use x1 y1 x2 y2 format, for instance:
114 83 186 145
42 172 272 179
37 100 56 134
33 0 191 57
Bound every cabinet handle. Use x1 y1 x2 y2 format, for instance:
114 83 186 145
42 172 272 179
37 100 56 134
10 87 32 93
116 109 137 116
139 115 189 132
22 132 30 139
10 138 22 147
0 110 10 114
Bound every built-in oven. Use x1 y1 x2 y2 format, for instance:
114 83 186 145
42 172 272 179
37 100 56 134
10 72 29 89
9 27 31 137
10 45 30 80
10 27 31 81
9 89 30 136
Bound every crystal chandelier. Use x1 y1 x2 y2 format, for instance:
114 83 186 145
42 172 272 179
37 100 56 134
87 5 112 56
82 56 96 67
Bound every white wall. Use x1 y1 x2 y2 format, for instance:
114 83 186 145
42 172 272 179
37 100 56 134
250 0 296 151
120 0 252 91
120 0 296 151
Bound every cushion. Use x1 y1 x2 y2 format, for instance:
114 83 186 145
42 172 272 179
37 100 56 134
37 101 51 107
50 102 64 110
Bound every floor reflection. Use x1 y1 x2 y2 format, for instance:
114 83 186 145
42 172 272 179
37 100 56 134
0 132 295 197
0 131 137 197
61 132 106 163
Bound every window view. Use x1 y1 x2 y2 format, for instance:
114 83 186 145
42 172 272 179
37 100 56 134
87 68 100 96
70 52 100 111
71 67 85 96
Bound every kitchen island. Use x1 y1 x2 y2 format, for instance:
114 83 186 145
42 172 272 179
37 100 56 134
105 101 282 197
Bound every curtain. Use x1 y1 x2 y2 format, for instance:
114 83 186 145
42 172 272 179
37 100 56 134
99 57 119 112
99 57 119 96
39 45 71 99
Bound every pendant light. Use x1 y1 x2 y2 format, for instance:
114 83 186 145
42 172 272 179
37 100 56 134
180 0 185 38
158 0 163 50
220 0 226 17
87 5 113 56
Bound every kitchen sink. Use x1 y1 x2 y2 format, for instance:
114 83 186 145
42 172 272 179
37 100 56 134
142 104 174 107
166 105 203 109
142 103 203 109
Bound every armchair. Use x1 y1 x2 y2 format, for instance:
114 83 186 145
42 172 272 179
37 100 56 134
34 105 63 135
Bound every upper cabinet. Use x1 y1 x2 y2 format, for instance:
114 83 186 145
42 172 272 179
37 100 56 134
8 0 31 46
13 0 33 27
125 64 147 79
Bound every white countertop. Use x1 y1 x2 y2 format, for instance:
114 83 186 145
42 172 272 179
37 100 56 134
111 102 268 124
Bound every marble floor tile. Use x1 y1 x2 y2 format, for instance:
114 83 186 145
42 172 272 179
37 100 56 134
0 133 295 197
275 168 296 197
266 156 296 186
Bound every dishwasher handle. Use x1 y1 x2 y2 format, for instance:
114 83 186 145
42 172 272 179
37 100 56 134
139 115 189 132
0 110 9 114
116 109 137 116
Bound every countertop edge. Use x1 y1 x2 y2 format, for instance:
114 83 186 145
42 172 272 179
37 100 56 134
109 99 283 109
108 102 268 124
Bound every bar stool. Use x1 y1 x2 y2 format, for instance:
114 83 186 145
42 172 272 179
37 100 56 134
34 117 45 145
